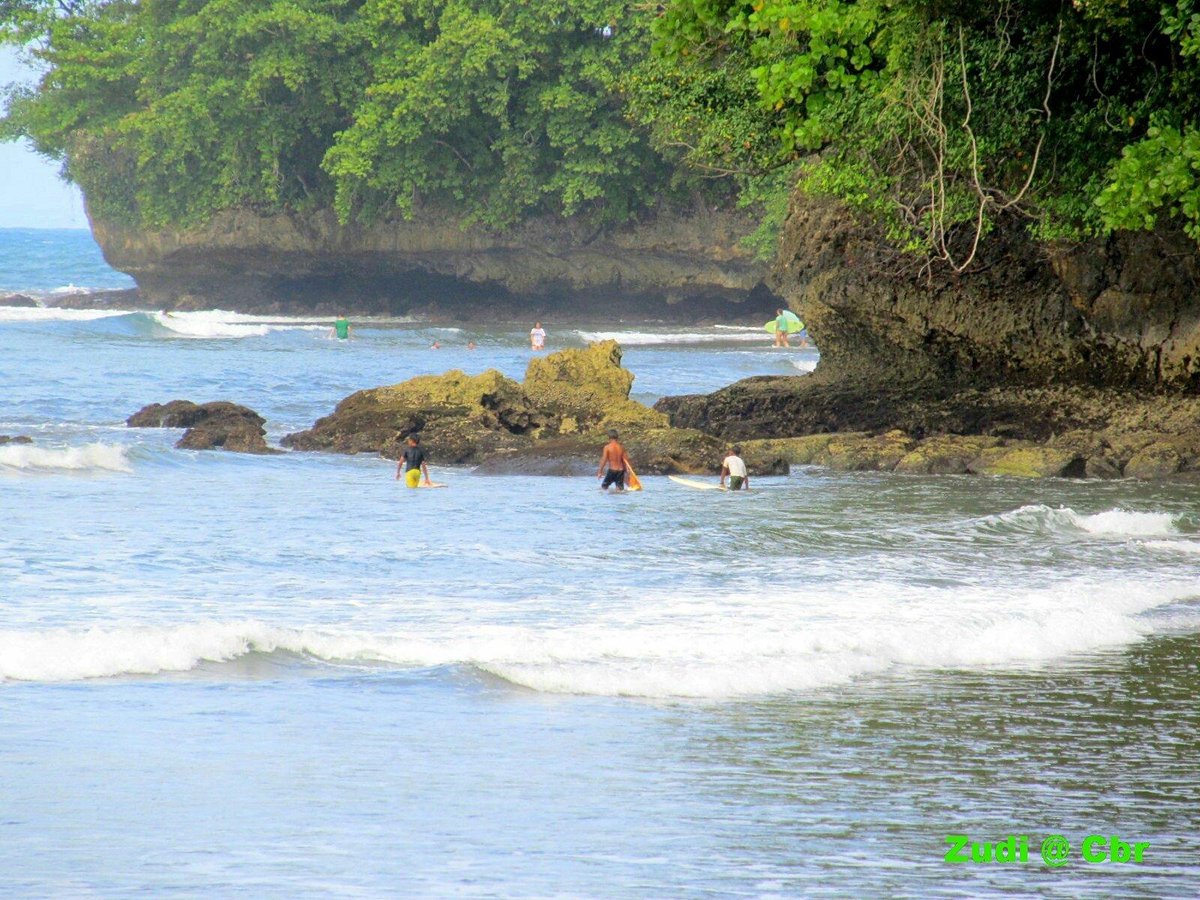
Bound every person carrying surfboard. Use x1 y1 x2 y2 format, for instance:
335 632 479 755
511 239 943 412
396 433 433 488
597 429 633 491
773 309 791 348
720 446 750 491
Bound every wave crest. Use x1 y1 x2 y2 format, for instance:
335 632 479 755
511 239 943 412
0 442 131 474
984 505 1183 538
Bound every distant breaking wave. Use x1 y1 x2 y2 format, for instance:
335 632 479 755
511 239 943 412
3 576 1194 695
575 329 769 345
0 442 131 474
150 310 327 339
0 305 133 322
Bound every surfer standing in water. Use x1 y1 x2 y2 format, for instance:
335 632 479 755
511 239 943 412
597 429 632 491
396 433 432 488
720 445 750 491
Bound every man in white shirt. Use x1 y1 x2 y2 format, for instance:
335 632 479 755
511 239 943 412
530 322 546 351
721 446 749 490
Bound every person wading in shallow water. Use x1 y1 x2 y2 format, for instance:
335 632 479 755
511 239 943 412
396 433 432 488
530 322 546 351
597 429 633 492
720 445 750 491
772 309 791 348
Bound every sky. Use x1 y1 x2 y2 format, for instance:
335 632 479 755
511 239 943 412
0 47 90 229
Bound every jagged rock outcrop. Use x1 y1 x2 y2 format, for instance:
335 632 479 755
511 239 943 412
127 400 274 454
652 189 1200 479
773 194 1200 392
89 205 780 319
284 341 786 475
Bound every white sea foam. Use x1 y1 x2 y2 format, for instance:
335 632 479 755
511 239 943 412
0 442 132 474
575 330 769 345
150 310 326 338
3 577 1193 695
0 306 134 322
987 505 1182 538
791 357 818 373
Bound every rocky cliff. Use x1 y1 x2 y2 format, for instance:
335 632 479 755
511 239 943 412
653 191 1200 479
89 204 778 320
775 194 1200 392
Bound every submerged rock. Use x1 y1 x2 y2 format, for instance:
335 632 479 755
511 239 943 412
128 400 274 454
0 434 34 445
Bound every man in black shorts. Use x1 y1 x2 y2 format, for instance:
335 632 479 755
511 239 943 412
597 429 632 491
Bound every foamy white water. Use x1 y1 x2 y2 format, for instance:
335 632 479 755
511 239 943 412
0 441 131 473
0 305 134 321
575 328 771 344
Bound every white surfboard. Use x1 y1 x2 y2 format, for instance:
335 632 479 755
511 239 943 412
668 475 727 491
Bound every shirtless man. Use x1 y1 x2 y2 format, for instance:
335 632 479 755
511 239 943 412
597 429 632 491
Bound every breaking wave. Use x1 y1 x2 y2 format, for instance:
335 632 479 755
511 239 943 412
982 505 1185 538
0 442 132 474
575 329 769 345
3 577 1194 696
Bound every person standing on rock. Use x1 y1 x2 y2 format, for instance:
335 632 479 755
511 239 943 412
597 429 632 491
330 314 351 340
396 434 432 488
720 446 750 491
530 322 546 351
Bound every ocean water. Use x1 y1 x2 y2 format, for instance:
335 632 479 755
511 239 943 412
1 228 1199 896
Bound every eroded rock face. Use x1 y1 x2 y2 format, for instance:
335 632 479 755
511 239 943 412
127 400 274 454
283 341 755 474
90 206 778 319
773 194 1200 392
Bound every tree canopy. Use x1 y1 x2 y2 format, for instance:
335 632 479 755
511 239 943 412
5 0 1200 261
1 0 686 228
646 0 1200 265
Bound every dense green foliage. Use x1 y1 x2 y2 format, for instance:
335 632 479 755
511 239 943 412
6 0 1200 257
646 0 1200 260
1 0 691 228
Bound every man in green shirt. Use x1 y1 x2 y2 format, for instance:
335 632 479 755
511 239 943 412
331 315 351 340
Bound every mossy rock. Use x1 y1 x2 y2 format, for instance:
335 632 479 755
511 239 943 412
523 340 666 431
968 445 1085 478
1124 443 1184 479
283 368 549 461
814 430 917 472
895 434 1002 475
742 433 859 466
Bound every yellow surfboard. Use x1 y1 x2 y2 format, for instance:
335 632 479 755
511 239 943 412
626 464 643 491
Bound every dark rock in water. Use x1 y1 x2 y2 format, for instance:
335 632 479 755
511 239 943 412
285 341 773 475
35 288 146 310
1084 455 1124 479
282 369 545 463
128 400 274 454
0 435 34 445
2 293 38 307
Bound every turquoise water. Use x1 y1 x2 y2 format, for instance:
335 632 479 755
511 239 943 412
2 229 1199 896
